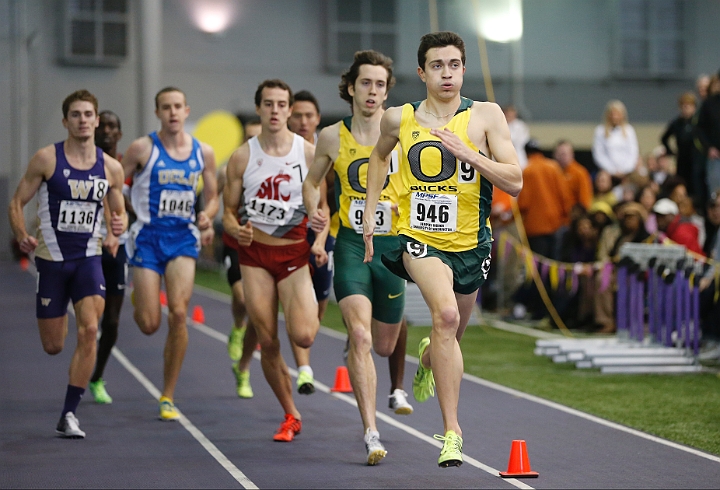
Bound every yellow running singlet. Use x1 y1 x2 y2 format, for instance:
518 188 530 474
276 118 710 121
396 97 493 252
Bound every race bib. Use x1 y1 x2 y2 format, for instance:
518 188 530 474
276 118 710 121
349 199 392 235
158 190 195 219
246 197 291 226
57 200 98 233
410 193 457 233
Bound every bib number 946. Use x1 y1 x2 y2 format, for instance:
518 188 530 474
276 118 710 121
410 193 457 233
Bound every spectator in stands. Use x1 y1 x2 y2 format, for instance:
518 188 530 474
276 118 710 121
653 198 704 255
697 74 711 102
591 170 618 209
702 190 720 258
487 188 520 315
513 139 572 321
696 74 720 203
554 140 593 213
661 92 698 197
553 140 593 258
636 184 658 234
594 201 653 333
696 190 720 359
503 105 530 170
678 196 706 249
557 211 599 330
592 100 639 183
588 200 615 239
517 139 573 259
661 175 688 203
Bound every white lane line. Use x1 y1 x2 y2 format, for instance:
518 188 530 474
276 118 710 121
110 348 258 489
191 285 720 466
186 314 531 489
70 287 258 489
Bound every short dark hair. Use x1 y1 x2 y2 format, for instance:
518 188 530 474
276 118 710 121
293 90 320 114
417 31 466 69
254 79 294 108
62 89 98 119
155 87 186 109
99 110 122 130
339 50 396 105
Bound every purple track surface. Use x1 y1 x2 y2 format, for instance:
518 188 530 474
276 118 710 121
1 260 719 488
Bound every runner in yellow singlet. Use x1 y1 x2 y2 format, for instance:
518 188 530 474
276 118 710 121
303 50 413 466
363 32 523 468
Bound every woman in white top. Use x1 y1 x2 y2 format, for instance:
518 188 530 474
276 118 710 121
592 100 639 181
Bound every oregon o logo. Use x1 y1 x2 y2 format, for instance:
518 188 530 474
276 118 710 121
347 158 390 194
407 141 456 183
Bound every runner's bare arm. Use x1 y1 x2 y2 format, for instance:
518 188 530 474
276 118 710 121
121 136 152 180
363 107 401 263
8 146 55 253
303 124 338 233
105 155 128 237
223 144 253 247
216 164 227 196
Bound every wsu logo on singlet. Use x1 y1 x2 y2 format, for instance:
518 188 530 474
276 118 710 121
256 174 291 201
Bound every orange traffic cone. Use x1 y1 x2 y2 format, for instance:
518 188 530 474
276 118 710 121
159 290 167 307
330 366 353 393
19 257 29 271
192 305 205 324
499 440 539 478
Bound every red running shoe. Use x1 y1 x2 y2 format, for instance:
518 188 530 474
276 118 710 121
273 413 302 442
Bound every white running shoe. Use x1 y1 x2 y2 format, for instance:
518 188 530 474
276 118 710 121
388 389 414 415
364 429 387 465
56 412 85 439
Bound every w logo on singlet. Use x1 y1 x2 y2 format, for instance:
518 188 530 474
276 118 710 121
257 174 291 201
68 179 94 200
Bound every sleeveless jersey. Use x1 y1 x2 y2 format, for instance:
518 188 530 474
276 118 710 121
334 117 402 236
131 132 204 228
396 97 493 252
36 142 107 261
240 134 308 239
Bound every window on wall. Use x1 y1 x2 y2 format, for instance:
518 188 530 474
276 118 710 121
326 0 397 71
61 0 129 66
615 0 685 78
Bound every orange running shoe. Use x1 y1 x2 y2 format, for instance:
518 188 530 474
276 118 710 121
273 413 302 442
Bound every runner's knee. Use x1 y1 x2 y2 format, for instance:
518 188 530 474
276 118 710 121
42 339 63 355
259 336 280 353
434 306 460 332
77 323 99 346
135 311 161 335
349 326 372 353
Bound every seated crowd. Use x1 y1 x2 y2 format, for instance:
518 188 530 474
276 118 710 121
485 74 720 356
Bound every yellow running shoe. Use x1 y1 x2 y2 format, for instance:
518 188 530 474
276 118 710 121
158 396 180 421
296 369 315 395
227 326 245 361
88 379 113 404
435 430 463 467
413 337 435 402
232 364 254 398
